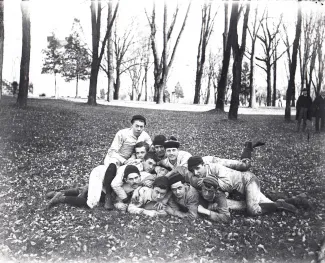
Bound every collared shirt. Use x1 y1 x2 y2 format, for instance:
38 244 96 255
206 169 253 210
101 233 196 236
128 186 154 214
167 184 199 219
111 163 155 200
159 150 192 170
104 128 152 166
205 163 255 194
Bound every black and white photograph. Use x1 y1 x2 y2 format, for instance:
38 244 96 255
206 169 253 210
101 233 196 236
0 0 324 262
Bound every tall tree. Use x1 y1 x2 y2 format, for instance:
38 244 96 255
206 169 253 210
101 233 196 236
313 14 325 95
62 21 91 98
215 0 230 111
282 24 295 106
256 13 283 106
228 1 250 120
0 0 3 102
41 33 63 99
112 24 134 100
17 0 31 108
285 1 302 120
106 2 114 102
246 6 265 108
298 13 315 95
87 0 119 106
193 2 216 104
146 1 191 104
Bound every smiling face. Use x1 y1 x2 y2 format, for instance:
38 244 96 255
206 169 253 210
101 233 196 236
151 187 167 202
135 146 147 160
165 148 179 162
171 181 185 199
192 164 207 178
125 172 141 188
131 120 145 137
142 158 157 173
154 145 165 158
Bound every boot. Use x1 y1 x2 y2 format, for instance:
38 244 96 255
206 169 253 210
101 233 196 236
241 141 253 160
47 192 65 208
252 141 266 148
285 193 313 210
46 191 57 199
104 193 114 210
275 199 298 214
77 185 88 199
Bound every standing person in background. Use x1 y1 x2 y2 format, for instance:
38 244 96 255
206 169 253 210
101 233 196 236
296 88 313 132
311 90 325 133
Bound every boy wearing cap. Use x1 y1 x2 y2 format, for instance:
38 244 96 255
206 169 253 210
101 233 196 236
197 176 247 223
165 172 200 219
110 152 159 206
159 136 192 170
88 115 152 210
296 88 313 132
128 176 170 217
187 156 298 216
47 165 148 210
152 135 167 161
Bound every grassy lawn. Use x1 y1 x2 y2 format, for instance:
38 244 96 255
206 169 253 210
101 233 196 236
0 95 324 263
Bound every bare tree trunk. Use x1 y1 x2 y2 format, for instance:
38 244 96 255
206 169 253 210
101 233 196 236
285 3 301 120
228 1 250 120
216 1 231 111
76 74 79 98
17 0 31 108
205 74 211 104
194 3 214 104
272 57 277 106
114 67 120 100
147 2 191 104
88 0 118 105
0 0 4 102
107 2 114 102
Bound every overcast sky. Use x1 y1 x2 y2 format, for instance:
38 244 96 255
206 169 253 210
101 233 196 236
3 0 324 102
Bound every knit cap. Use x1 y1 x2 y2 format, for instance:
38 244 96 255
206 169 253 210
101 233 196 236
187 156 204 171
124 165 140 180
168 172 185 186
153 176 169 189
153 135 167 146
164 136 180 149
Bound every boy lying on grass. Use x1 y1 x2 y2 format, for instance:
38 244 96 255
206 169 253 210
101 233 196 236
46 165 156 210
187 154 311 218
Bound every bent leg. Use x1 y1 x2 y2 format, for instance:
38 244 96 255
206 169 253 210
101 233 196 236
87 165 108 208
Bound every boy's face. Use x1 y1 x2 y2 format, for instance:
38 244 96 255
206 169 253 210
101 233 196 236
192 164 207 178
154 145 165 158
131 120 145 137
135 146 147 160
125 172 141 188
142 158 157 173
201 185 215 202
166 148 179 161
152 187 167 202
155 166 169 177
171 181 185 199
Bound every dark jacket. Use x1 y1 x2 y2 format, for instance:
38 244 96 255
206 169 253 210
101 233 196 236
296 95 312 120
311 95 325 118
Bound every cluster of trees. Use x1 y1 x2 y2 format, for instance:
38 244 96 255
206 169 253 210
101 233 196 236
41 19 91 99
0 0 324 120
